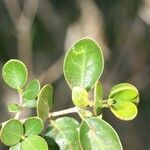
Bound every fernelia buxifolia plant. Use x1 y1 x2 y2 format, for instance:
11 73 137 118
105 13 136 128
0 38 139 150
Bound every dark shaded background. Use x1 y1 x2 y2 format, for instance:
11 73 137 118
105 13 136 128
0 0 150 149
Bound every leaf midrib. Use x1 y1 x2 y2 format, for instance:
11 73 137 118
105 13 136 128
25 121 41 136
81 50 86 87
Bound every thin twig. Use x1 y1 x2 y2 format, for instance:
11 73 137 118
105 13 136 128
48 107 79 118
14 92 23 119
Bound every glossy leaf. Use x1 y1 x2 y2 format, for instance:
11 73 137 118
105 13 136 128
2 59 28 89
21 135 48 150
63 38 104 91
1 119 24 146
93 81 103 116
23 79 40 100
24 117 44 136
37 84 53 121
72 86 89 107
8 103 21 113
110 101 138 120
108 83 139 120
79 117 122 150
45 117 80 150
109 83 139 104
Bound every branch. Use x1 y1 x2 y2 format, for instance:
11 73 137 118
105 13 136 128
16 0 39 72
49 107 79 118
139 0 150 25
14 91 23 119
23 0 39 25
2 0 21 28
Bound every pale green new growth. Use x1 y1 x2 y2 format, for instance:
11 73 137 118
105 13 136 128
8 104 21 113
108 83 139 120
111 102 138 120
72 86 89 107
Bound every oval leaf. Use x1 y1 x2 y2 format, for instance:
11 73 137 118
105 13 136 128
24 117 44 136
37 84 53 121
108 83 139 120
63 38 104 91
109 83 139 104
23 79 40 100
2 59 28 89
79 117 122 150
45 117 80 150
110 101 138 120
93 81 103 116
72 86 89 107
1 119 24 146
8 103 21 113
21 135 48 150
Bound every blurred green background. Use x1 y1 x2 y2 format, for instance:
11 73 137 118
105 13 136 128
0 0 150 149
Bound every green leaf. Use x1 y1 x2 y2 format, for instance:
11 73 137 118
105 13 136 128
93 81 103 116
63 38 104 91
109 83 139 104
2 59 28 89
1 119 24 146
23 79 40 100
8 104 21 113
72 86 89 107
45 117 80 150
110 101 138 120
79 117 122 150
23 99 37 108
21 135 48 150
9 143 21 150
23 117 44 136
108 83 139 120
37 84 53 121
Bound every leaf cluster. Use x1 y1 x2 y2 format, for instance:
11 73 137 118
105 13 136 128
0 38 139 149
